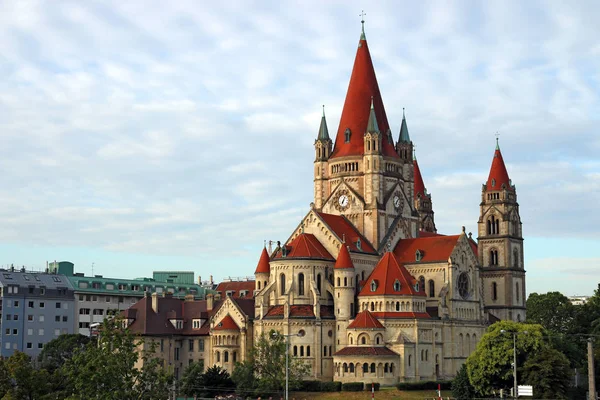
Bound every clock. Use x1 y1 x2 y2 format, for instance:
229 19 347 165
393 194 402 210
338 194 349 208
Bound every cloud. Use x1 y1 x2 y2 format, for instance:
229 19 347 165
0 0 598 283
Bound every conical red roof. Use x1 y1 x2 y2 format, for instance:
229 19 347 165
254 247 270 274
334 245 354 269
331 35 398 159
486 142 513 191
413 158 426 199
348 309 384 329
359 252 424 297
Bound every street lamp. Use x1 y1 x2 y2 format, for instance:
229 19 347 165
272 330 305 400
500 330 528 398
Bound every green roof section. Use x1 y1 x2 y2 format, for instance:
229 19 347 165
317 105 330 141
366 97 380 134
398 108 410 143
152 271 194 285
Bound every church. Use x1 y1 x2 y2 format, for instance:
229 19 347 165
126 23 526 385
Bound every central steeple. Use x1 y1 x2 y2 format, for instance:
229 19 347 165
331 25 398 159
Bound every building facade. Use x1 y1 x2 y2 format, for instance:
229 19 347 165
126 23 526 385
0 268 75 358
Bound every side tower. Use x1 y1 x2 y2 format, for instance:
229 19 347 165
413 152 437 234
333 244 356 351
477 140 525 322
254 246 270 293
314 107 332 209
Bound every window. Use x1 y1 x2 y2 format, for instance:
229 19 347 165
419 276 425 293
458 273 470 300
38 329 44 335
174 347 180 361
4 329 9 335
55 302 61 309
106 284 114 290
28 287 34 294
492 282 498 301
224 351 229 363
490 249 499 266
344 128 351 143
40 288 45 295
408 355 412 366
52 276 61 282
415 250 423 261
189 340 194 352
513 249 519 268
307 346 310 357
78 282 88 289
38 343 43 349
216 351 220 363
429 280 435 298
4 343 9 350
370 363 376 373
516 282 520 303
28 301 34 308
361 336 366 345
6 314 11 321
62 316 68 322
55 316 60 322
54 329 60 336
370 281 377 292
13 315 18 321
27 329 33 336
14 300 19 307
39 315 44 322
280 274 286 295
26 342 32 349
487 215 500 235
317 274 321 293
118 284 128 291
199 339 205 352
28 315 33 321
298 273 305 296
160 339 164 352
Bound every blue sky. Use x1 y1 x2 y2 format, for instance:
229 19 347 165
0 1 598 296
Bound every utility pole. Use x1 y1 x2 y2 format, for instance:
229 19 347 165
589 338 596 400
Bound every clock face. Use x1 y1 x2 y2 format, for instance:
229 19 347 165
393 195 401 209
338 194 349 208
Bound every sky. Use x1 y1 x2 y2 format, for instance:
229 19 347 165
0 0 599 297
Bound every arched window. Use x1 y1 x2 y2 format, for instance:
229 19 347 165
492 282 497 300
323 346 327 357
370 363 376 373
224 351 229 363
396 302 400 311
390 363 394 374
233 351 237 363
421 349 424 361
370 302 375 311
257 281 261 290
344 277 347 286
426 350 428 361
516 282 520 303
490 249 498 266
393 279 401 292
459 334 464 356
345 128 351 143
363 363 368 373
216 351 220 362
513 249 519 268
487 215 500 235
361 336 366 345
350 363 355 373
337 277 340 287
317 274 322 293
300 346 304 357
264 280 267 289
280 274 286 295
419 276 425 292
307 346 310 357
408 355 412 366
293 345 298 356
343 363 348 373
428 280 435 298
298 273 305 296
370 280 377 292
384 363 388 373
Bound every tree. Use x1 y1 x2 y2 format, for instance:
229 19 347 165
180 364 233 398
466 321 547 396
62 318 172 400
38 334 90 373
521 347 572 399
451 364 476 400
231 330 309 397
4 351 51 400
0 359 11 399
526 292 574 334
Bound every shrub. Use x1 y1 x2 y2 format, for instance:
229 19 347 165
320 381 342 392
397 381 451 391
342 382 364 391
364 382 380 391
298 380 321 392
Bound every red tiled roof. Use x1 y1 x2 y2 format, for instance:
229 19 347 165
417 231 444 238
394 235 461 264
334 346 398 356
317 212 377 254
264 305 284 318
348 310 384 329
334 245 355 269
214 314 240 331
215 281 255 299
359 252 424 297
320 305 335 318
413 158 426 200
255 247 270 274
331 36 398 159
274 233 334 261
486 144 513 191
370 311 431 319
468 237 478 257
263 305 335 319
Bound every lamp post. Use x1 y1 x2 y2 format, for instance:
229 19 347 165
500 330 528 398
272 330 305 400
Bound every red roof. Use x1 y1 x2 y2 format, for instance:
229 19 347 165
214 314 240 331
334 346 398 356
274 233 334 261
348 310 384 329
334 245 355 269
468 237 478 257
331 35 398 159
370 311 431 319
486 144 513 191
359 252 424 297
418 231 444 238
413 158 426 200
254 247 270 274
317 212 377 253
215 280 255 299
263 305 335 319
394 235 460 264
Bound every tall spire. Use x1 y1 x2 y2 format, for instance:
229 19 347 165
486 139 513 191
317 105 330 140
366 97 380 133
330 22 398 159
398 107 411 143
413 155 426 200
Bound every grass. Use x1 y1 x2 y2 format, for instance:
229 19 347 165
289 389 452 400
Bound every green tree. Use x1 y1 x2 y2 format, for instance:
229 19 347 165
451 364 476 400
466 321 547 396
521 347 572 399
231 330 309 397
62 318 172 400
180 364 233 398
38 334 90 373
526 292 574 334
0 359 11 399
4 351 51 400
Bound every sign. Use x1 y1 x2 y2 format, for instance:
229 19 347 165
518 385 533 397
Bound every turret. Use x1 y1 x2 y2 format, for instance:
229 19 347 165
396 108 413 164
334 244 356 350
254 245 270 293
413 152 437 233
314 106 332 209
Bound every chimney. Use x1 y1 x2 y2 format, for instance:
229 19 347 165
210 275 213 285
206 294 214 311
198 275 202 285
151 292 159 313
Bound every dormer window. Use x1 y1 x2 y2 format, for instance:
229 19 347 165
491 178 496 187
345 128 351 143
192 319 202 329
370 280 377 292
393 279 401 292
415 250 423 262
414 283 419 292
170 319 183 329
356 239 362 251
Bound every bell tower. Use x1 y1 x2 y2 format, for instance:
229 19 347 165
478 139 525 322
314 106 332 210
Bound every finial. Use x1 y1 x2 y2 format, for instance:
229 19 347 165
386 239 392 252
403 107 405 118
342 233 346 244
263 239 266 248
359 10 366 40
495 132 500 150
413 146 416 159
322 104 325 117
370 96 374 110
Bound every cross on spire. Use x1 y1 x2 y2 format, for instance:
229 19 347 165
360 10 366 39
495 132 500 149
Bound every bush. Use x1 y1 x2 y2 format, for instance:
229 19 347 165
298 380 321 392
396 381 451 391
364 382 380 391
320 381 342 392
342 382 364 391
